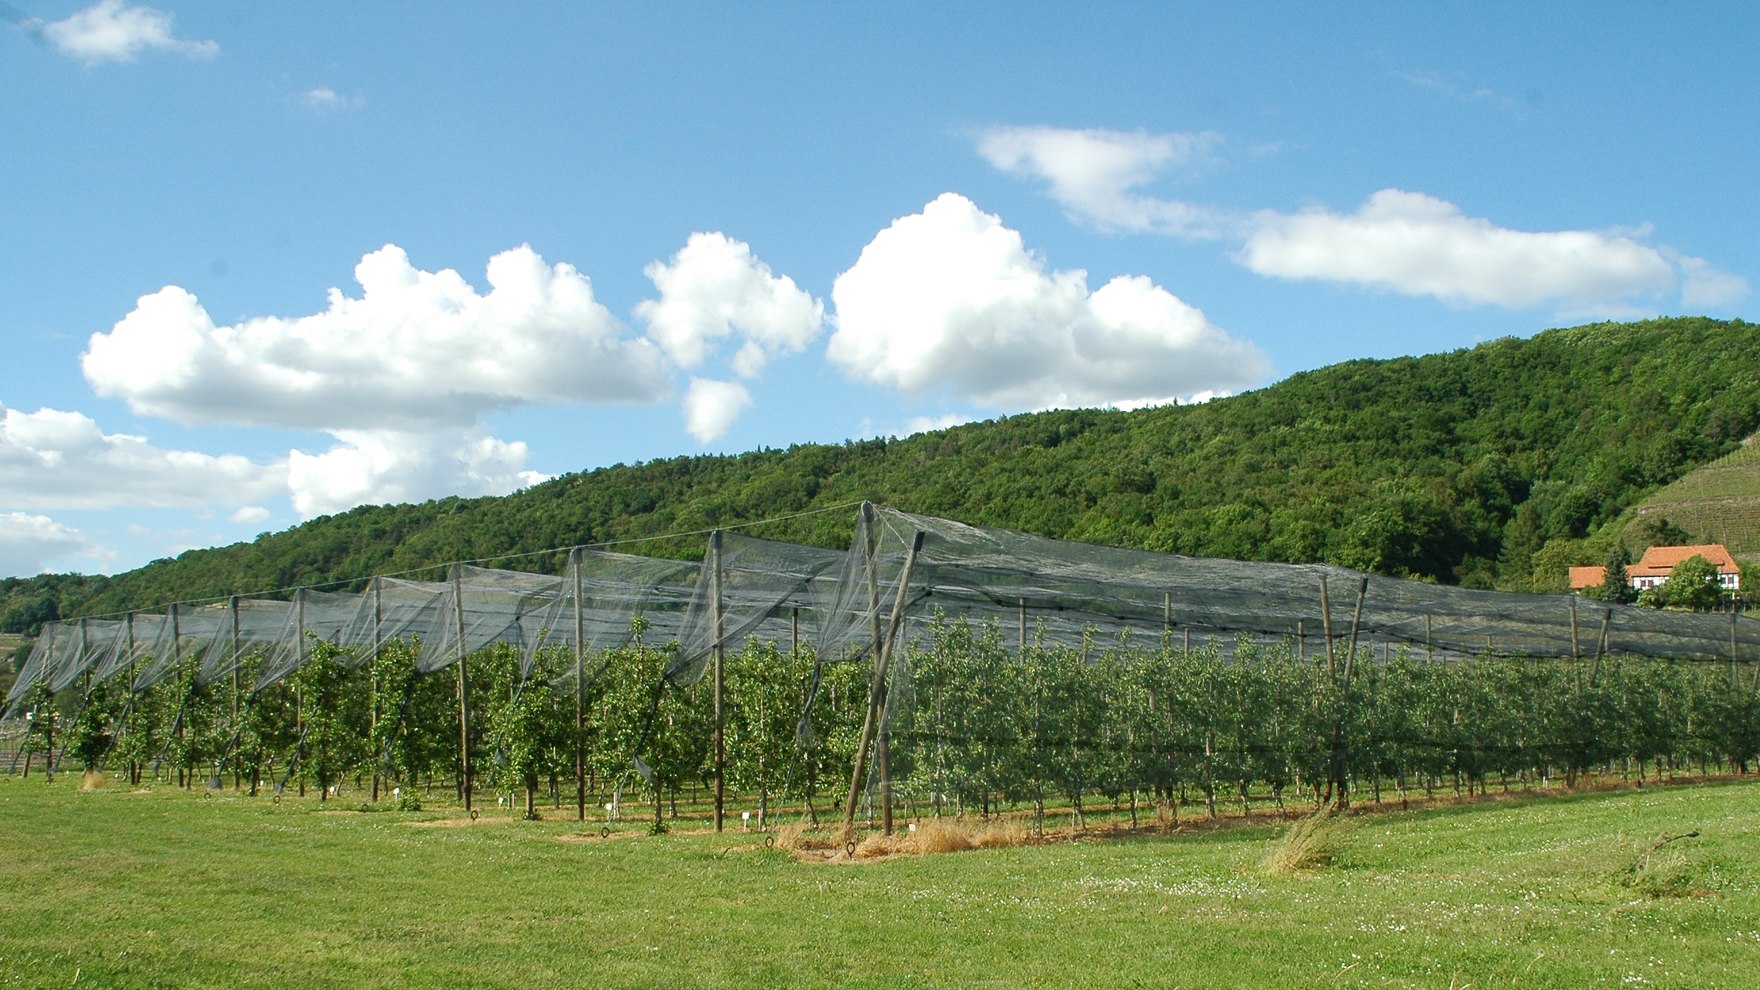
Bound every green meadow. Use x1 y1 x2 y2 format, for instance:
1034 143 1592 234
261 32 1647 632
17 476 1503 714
1 776 1757 989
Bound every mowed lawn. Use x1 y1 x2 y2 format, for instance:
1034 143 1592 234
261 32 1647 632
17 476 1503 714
1 776 1758 989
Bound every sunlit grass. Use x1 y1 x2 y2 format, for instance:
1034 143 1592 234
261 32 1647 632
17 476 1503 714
1 775 1758 988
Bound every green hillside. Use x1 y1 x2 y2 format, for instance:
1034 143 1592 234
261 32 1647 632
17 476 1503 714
5 316 1760 627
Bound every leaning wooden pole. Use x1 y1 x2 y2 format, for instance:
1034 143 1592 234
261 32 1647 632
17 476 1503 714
572 547 587 822
843 514 926 842
864 514 891 836
1330 577 1368 809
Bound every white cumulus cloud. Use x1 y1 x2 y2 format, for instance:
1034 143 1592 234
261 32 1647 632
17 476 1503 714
287 427 550 519
0 512 99 578
976 125 1226 236
0 401 283 511
82 243 672 432
40 0 217 64
637 232 823 376
827 193 1270 410
980 125 1749 315
230 505 270 525
681 378 752 444
1239 189 1692 310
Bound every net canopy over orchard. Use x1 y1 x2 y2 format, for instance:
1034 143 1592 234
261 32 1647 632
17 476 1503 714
7 503 1758 828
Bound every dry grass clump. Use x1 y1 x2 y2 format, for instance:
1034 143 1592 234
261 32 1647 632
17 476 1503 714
771 822 839 852
1261 807 1349 875
911 818 976 854
971 817 1031 849
81 771 108 792
837 816 1036 860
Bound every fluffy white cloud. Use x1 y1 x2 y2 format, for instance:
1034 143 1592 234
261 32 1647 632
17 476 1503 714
976 125 1225 236
1674 252 1751 309
637 232 823 376
981 125 1748 314
0 401 283 510
287 428 550 519
1239 189 1693 309
681 378 752 444
230 505 270 525
0 513 98 578
83 243 672 432
39 0 217 64
828 193 1270 410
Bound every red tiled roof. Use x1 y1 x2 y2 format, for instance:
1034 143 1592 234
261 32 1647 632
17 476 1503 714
1569 565 1607 590
1630 543 1740 579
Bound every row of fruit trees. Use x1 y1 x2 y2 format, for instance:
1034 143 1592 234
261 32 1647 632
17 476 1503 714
13 611 1759 829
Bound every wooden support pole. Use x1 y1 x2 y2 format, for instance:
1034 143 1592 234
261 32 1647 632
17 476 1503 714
843 512 925 841
711 530 726 833
370 579 383 802
229 595 241 739
1731 611 1741 690
451 566 472 812
296 591 309 798
572 548 587 822
171 604 184 787
1425 614 1433 664
1319 576 1335 676
1590 609 1611 688
1569 599 1581 661
1296 619 1305 663
1018 597 1027 653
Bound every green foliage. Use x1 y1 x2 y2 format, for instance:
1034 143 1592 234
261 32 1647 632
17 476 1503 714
1638 554 1726 611
6 318 1760 630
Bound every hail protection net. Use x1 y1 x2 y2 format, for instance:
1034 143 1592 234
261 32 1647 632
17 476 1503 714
12 502 1760 775
667 533 844 689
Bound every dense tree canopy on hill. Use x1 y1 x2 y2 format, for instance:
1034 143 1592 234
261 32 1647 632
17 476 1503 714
6 317 1758 632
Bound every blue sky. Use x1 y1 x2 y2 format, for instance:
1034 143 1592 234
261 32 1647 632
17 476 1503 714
2 2 1755 578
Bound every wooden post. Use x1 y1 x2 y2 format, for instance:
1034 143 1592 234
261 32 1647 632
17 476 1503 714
1296 619 1304 663
1569 599 1581 660
710 530 726 833
1164 592 1173 639
869 517 894 837
125 614 137 784
1329 578 1367 809
296 590 310 799
1319 576 1335 676
573 548 587 822
1590 609 1611 688
451 566 472 812
1425 614 1433 664
1018 597 1027 653
843 516 926 841
370 579 383 802
1731 611 1741 690
171 605 185 788
1183 628 1191 654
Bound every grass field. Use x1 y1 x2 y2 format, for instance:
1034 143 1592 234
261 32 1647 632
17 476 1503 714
1 776 1758 989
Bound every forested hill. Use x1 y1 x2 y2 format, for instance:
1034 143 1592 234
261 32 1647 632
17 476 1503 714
6 316 1760 630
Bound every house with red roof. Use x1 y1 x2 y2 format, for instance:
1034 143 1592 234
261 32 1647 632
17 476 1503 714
1567 543 1742 593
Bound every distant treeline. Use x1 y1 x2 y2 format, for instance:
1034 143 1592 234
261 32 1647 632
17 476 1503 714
6 316 1759 637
